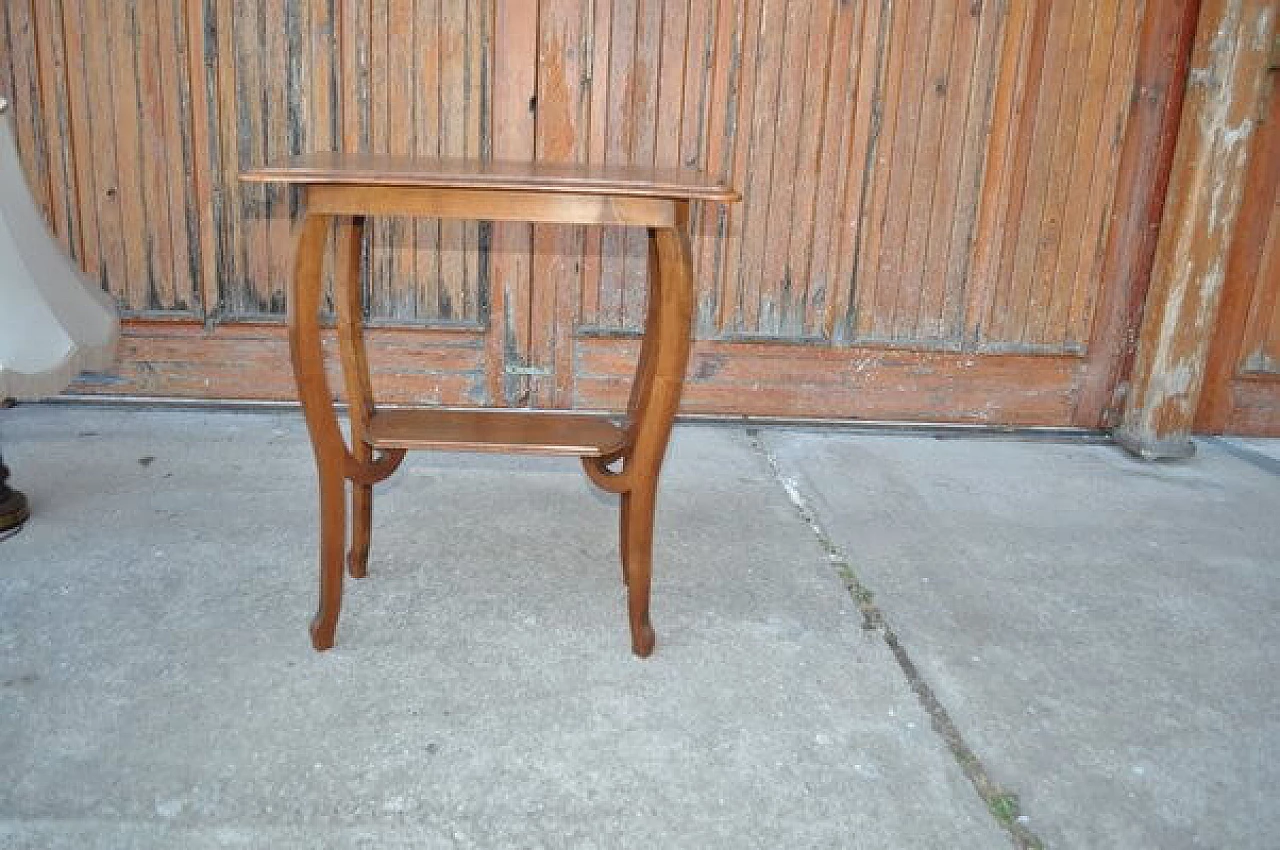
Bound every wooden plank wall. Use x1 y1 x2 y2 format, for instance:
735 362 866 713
1 1 1160 424
528 1 1140 354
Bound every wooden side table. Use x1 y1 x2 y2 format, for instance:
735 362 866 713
241 155 737 657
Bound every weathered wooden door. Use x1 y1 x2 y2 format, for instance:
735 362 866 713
0 2 1187 425
1198 63 1280 436
211 0 524 407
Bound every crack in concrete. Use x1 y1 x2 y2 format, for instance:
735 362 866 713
748 429 1047 850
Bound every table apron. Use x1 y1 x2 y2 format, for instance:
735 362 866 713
305 184 679 228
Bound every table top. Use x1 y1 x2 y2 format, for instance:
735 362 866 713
240 153 738 202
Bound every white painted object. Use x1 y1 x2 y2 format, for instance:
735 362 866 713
0 96 118 399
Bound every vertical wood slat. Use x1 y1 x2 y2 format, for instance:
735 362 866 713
822 0 879 343
715 0 762 334
229 0 266 313
187 0 221 319
158 0 199 311
488 0 536 405
735 0 788 335
1 0 51 227
302 0 338 317
852 0 910 341
756 0 815 336
919 0 982 341
412 0 442 318
596 0 636 331
996 0 1073 346
1038 0 1119 348
30 0 78 261
531 0 590 407
781 0 835 339
135 0 178 310
965 0 1034 346
618 0 663 330
60 0 103 288
633 0 688 333
696 0 741 334
679 0 715 332
111 0 161 309
578 0 613 330
1064 5 1141 348
212 0 243 317
368 0 395 318
1023 0 1097 346
891 0 955 340
438 0 468 321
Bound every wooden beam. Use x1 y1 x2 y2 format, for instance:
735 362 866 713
1073 0 1201 428
1114 0 1278 458
1195 53 1280 432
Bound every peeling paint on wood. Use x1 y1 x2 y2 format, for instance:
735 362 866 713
1196 10 1280 436
1118 0 1278 454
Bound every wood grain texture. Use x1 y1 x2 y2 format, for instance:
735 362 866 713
30 0 77 260
1072 0 1201 428
1117 0 1278 454
530 0 591 408
1196 54 1280 435
242 153 735 198
4 1 1202 430
366 407 627 455
300 182 678 226
488 0 536 405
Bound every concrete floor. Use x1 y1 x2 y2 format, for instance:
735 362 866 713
0 406 1275 849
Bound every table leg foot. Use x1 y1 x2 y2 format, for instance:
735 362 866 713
309 616 336 651
630 620 656 658
311 469 346 652
624 485 658 658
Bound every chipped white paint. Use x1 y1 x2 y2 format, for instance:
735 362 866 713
1118 0 1276 455
1253 5 1275 49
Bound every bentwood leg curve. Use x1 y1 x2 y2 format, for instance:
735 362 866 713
287 212 347 650
582 217 695 656
288 208 404 650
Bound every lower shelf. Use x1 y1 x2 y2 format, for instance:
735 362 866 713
365 408 629 457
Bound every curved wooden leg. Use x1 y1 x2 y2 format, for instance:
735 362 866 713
335 216 376 579
288 209 349 650
615 216 694 657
